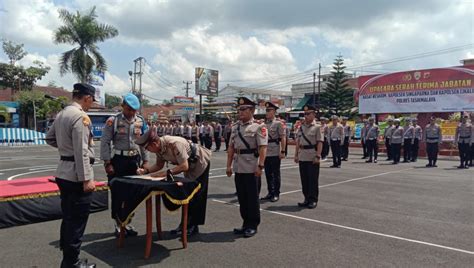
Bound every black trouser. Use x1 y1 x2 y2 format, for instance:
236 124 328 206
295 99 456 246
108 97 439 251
298 161 320 203
411 138 420 161
366 139 378 161
342 136 350 159
235 173 261 229
330 140 342 166
214 134 221 150
322 138 329 158
385 138 392 160
470 144 474 166
189 163 210 226
391 143 401 163
56 178 92 268
225 133 231 150
426 142 439 165
199 134 204 146
204 135 212 149
458 142 470 167
191 136 198 144
362 140 368 158
264 156 281 197
403 139 412 161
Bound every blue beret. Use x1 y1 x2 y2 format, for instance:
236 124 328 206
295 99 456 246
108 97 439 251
123 93 140 110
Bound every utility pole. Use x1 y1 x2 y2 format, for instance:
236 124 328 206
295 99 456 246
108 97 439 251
183 81 193 97
313 72 316 108
133 57 144 114
317 63 321 116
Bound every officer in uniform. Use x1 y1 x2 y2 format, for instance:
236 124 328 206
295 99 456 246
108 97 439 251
411 118 422 162
320 117 329 160
214 121 223 152
100 93 148 237
157 122 165 137
341 116 351 161
384 118 394 161
46 83 96 268
224 121 232 151
454 115 472 169
328 115 344 167
365 117 380 163
424 116 442 167
260 102 286 202
203 121 213 150
361 119 369 159
402 119 415 162
294 105 323 209
191 121 199 144
135 127 212 235
183 122 192 140
390 119 403 164
226 97 268 238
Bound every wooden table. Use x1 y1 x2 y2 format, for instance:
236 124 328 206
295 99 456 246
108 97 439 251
117 193 189 259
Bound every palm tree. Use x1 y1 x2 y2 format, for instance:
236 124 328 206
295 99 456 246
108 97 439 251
53 6 118 83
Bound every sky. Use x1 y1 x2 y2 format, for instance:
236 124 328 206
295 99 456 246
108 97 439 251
0 0 473 103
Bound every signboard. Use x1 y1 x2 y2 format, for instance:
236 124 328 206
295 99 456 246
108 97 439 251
89 70 106 106
357 66 474 114
173 96 194 104
195 67 219 96
440 121 458 141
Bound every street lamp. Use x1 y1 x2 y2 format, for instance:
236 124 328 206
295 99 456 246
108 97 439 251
128 70 133 92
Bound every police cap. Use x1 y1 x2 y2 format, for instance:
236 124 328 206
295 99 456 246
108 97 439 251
303 104 316 112
341 116 348 120
331 115 339 120
73 83 96 101
135 127 157 148
394 119 401 123
123 93 140 110
237 97 256 108
265 101 279 110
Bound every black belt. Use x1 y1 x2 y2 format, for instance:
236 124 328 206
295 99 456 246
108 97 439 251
236 148 256 154
426 137 439 140
460 136 471 139
60 156 95 165
268 138 280 144
299 145 315 149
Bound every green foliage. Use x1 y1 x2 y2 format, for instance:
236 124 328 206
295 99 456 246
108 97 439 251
105 93 122 109
0 105 11 122
319 55 357 118
0 61 50 91
14 90 65 127
203 95 217 121
53 6 118 83
2 39 27 65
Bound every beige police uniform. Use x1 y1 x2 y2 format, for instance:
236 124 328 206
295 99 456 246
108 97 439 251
455 122 472 167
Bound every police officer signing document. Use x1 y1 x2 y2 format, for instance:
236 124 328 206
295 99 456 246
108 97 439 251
294 105 323 209
100 93 148 237
135 127 212 236
227 97 268 238
46 83 97 268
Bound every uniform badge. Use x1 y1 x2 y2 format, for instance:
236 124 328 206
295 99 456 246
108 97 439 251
82 114 91 127
265 103 269 107
261 126 267 137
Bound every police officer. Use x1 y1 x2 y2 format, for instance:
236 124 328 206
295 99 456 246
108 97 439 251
157 122 165 137
341 116 351 161
46 83 96 268
183 122 192 140
320 117 329 160
390 119 403 164
454 115 472 169
361 119 369 159
214 121 223 152
135 127 212 235
411 118 422 162
424 116 442 167
191 121 199 144
260 102 286 202
403 119 415 163
100 93 148 237
365 117 380 163
328 115 344 167
226 97 268 238
203 121 213 149
384 118 394 161
224 121 232 151
294 105 323 209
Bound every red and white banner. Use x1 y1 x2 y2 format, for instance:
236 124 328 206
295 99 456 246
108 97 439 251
356 66 474 114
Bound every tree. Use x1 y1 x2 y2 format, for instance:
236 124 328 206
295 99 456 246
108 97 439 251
202 95 217 121
0 61 50 91
2 39 27 65
319 55 357 118
53 6 118 83
14 90 66 129
0 105 11 124
105 93 122 109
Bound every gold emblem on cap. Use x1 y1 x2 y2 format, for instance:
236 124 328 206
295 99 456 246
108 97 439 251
304 106 308 111
265 103 269 107
239 98 244 104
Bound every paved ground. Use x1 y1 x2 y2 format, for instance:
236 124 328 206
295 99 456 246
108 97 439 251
0 144 473 267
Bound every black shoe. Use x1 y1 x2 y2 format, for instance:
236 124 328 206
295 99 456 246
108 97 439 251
426 163 432 167
411 159 417 162
233 227 245 235
342 158 347 161
403 160 410 163
307 202 317 209
330 165 338 168
114 226 122 238
298 201 309 207
187 225 199 236
365 159 373 163
374 159 377 163
457 165 465 169
432 164 438 167
270 196 279 202
73 259 96 268
392 162 398 165
465 166 470 169
125 224 138 236
361 156 367 159
243 228 257 238
170 224 183 235
260 194 272 201
386 158 392 161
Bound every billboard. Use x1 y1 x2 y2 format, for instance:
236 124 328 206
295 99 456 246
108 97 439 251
173 96 194 104
195 67 218 96
357 66 474 114
89 70 106 106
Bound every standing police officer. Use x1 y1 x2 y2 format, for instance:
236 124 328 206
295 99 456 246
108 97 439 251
390 119 403 164
320 117 330 160
361 119 369 159
411 118 422 162
402 119 415 163
100 93 148 237
341 116 351 161
46 83 96 268
424 116 442 167
203 121 213 150
365 117 380 163
384 118 394 161
328 115 344 168
454 114 472 169
294 105 323 209
260 102 286 202
226 97 268 238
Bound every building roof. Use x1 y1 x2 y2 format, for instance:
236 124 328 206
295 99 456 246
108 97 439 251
220 85 292 96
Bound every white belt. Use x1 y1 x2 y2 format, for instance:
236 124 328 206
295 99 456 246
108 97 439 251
114 149 139 156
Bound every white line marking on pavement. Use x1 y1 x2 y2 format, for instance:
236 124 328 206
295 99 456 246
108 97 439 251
6 164 103 180
212 199 474 256
0 165 57 172
279 168 413 196
209 162 297 172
